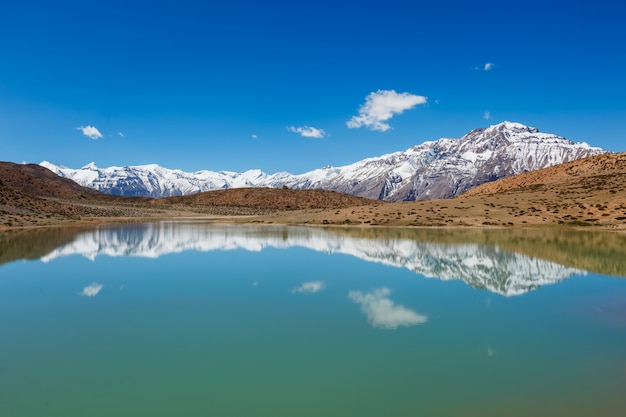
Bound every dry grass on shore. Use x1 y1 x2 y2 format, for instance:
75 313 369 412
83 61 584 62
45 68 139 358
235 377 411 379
1 153 626 231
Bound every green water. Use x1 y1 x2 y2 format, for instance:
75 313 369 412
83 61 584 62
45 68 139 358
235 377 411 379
1 223 625 416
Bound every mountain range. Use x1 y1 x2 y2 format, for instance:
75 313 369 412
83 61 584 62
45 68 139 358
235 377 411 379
38 223 583 296
41 121 607 201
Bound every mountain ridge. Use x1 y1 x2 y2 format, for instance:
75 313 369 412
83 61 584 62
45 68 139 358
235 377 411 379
36 223 584 296
41 121 607 201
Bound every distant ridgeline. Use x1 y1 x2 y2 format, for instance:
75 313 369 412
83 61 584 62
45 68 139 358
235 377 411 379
3 223 591 296
41 122 606 201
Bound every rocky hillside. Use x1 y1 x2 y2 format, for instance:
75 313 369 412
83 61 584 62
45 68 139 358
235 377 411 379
464 152 626 198
41 121 606 201
0 162 152 228
0 162 104 200
153 187 379 211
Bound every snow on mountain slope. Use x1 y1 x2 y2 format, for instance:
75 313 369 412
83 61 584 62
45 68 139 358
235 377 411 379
40 223 584 296
41 121 607 201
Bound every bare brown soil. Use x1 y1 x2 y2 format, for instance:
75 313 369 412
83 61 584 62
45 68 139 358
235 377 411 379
230 153 626 230
1 153 625 231
154 187 379 210
0 162 112 200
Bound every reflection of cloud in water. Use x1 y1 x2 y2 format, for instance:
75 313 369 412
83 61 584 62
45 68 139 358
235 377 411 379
292 281 325 294
80 283 103 297
349 287 427 329
39 224 586 296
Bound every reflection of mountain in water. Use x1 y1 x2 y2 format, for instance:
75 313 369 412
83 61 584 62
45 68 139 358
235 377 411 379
40 223 584 296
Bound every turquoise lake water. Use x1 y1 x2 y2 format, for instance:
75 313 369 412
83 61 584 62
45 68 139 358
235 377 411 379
1 223 625 416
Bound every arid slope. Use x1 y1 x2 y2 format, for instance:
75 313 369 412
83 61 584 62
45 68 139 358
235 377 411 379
0 162 161 228
153 187 379 211
258 153 626 229
1 153 626 230
0 162 109 199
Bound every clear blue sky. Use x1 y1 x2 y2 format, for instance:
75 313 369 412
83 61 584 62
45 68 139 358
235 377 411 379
1 0 625 173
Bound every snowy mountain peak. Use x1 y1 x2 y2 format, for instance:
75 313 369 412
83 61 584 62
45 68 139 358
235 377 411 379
40 122 608 201
40 224 585 296
487 121 539 134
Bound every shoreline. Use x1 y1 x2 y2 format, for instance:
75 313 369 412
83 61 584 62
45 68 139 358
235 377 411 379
2 213 626 279
2 206 625 233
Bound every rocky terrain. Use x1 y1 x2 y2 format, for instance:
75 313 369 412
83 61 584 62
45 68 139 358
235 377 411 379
256 152 626 229
154 187 378 211
0 162 381 229
1 152 625 231
0 162 162 228
41 121 606 201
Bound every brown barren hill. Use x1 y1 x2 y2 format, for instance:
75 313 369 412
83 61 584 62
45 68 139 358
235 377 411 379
154 187 380 211
0 162 105 200
0 162 163 229
464 152 626 198
258 153 626 228
457 152 626 227
3 154 626 230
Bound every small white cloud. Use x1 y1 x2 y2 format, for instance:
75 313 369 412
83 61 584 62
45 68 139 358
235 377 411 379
77 125 103 140
347 90 427 132
80 282 103 297
483 110 491 120
288 126 327 139
292 281 326 294
251 134 258 139
349 287 427 329
473 62 494 71
117 132 125 138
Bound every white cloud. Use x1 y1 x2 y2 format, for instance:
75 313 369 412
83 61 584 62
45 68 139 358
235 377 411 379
347 90 427 132
473 62 494 71
251 134 258 139
77 125 103 140
117 132 125 138
288 126 327 139
80 282 103 297
292 281 326 294
349 287 427 329
483 110 491 120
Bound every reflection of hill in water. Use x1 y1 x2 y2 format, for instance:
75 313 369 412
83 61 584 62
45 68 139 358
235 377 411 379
4 223 621 296
0 227 82 265
331 227 626 278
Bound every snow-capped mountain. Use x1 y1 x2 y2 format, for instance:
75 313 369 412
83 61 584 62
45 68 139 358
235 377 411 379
40 223 585 296
41 122 607 201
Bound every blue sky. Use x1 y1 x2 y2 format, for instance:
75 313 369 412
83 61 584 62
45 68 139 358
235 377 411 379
1 0 625 173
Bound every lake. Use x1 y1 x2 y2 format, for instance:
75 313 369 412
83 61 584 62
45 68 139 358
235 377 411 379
1 222 625 416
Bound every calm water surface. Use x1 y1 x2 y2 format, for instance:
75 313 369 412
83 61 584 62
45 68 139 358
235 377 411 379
1 223 625 416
